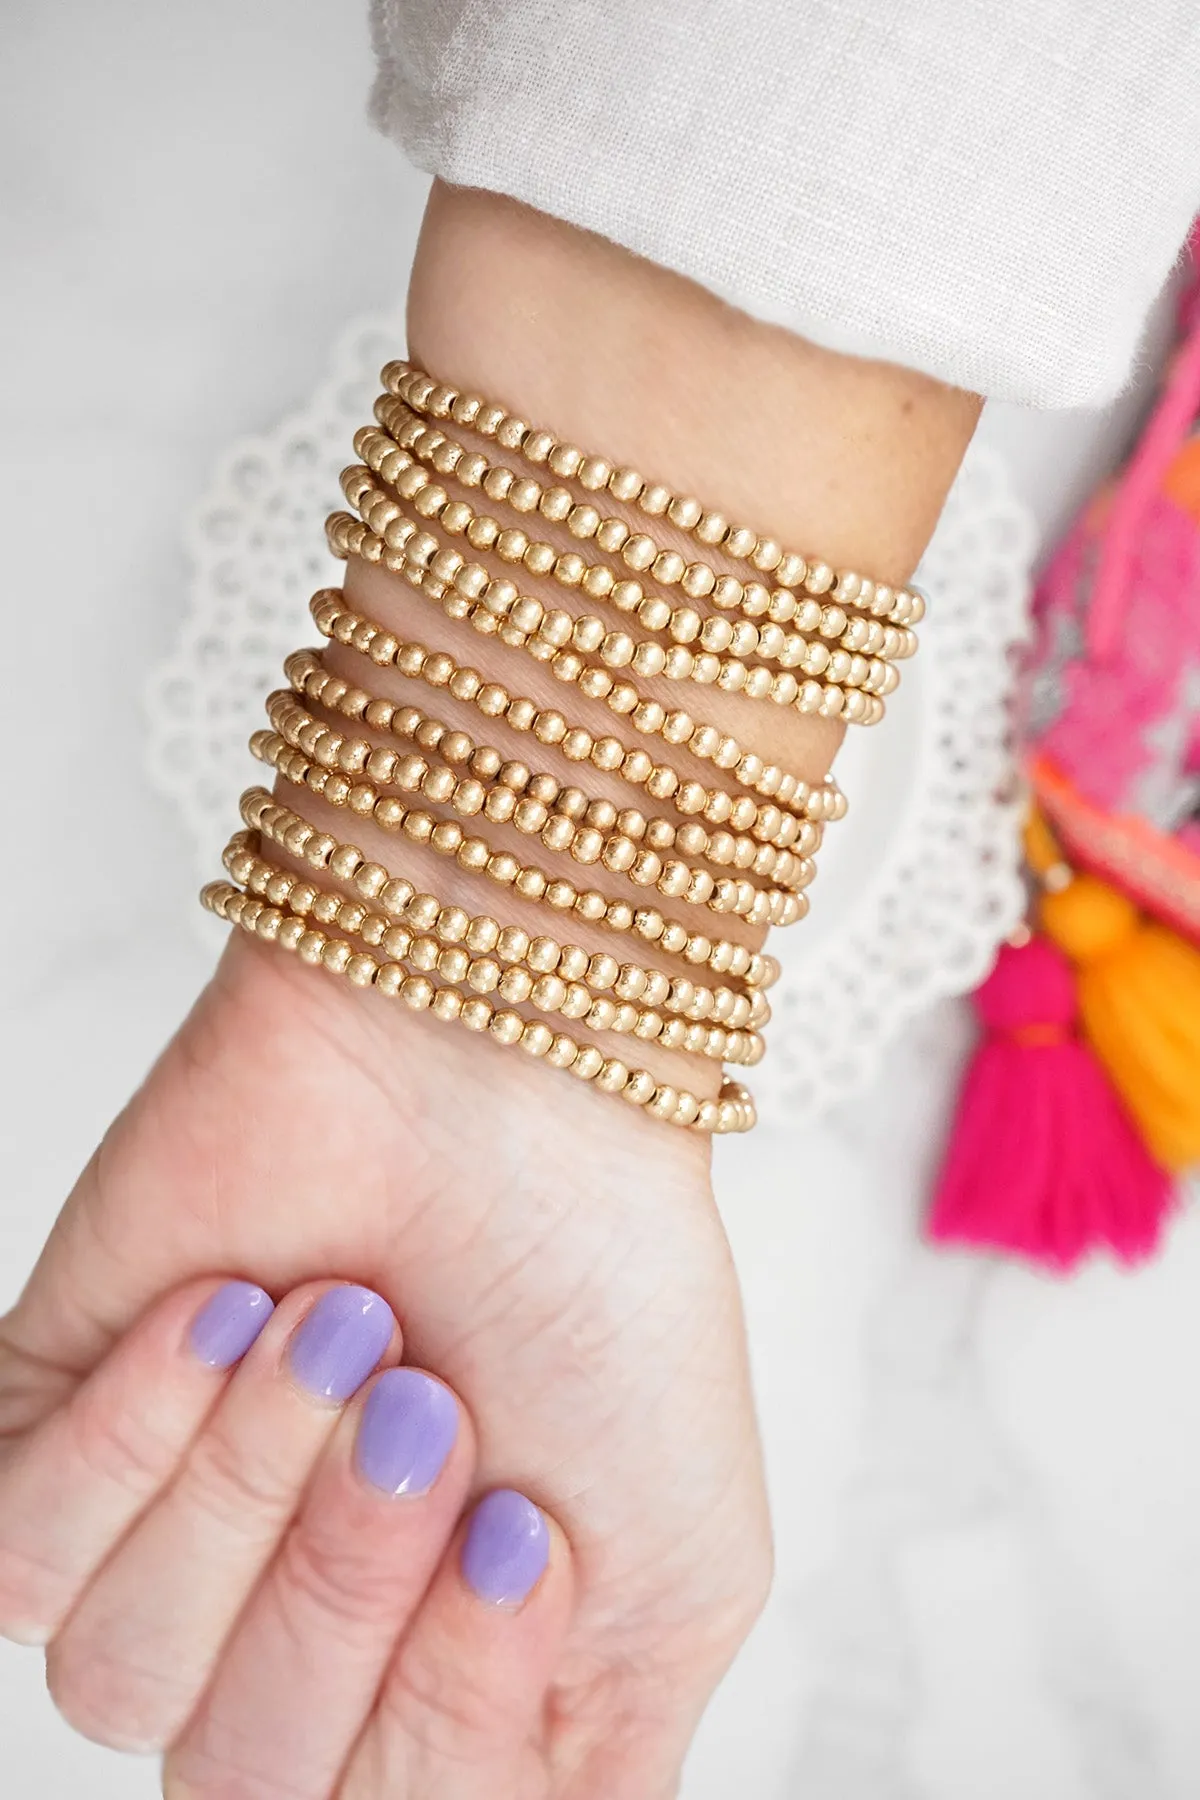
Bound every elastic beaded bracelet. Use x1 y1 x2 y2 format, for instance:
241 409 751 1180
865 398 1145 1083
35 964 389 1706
239 787 779 988
332 485 893 722
309 587 849 817
341 461 901 701
344 456 905 695
224 825 772 1028
327 508 882 737
251 726 805 932
221 836 765 1066
204 879 756 1133
293 631 842 841
355 417 920 667
284 647 824 860
265 688 814 896
365 401 918 643
264 692 812 910
382 359 926 631
239 813 775 1019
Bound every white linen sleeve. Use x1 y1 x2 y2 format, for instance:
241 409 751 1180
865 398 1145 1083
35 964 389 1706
369 0 1200 409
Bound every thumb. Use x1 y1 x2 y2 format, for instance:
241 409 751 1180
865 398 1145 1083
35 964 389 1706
0 1128 176 1444
0 935 392 1433
0 969 255 1429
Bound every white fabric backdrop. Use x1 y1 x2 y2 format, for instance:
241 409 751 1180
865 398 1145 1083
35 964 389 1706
372 0 1200 407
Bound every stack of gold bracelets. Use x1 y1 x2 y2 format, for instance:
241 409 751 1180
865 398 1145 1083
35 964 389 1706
202 359 925 1135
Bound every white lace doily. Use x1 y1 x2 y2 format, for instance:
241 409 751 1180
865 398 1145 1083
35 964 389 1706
145 315 1035 1126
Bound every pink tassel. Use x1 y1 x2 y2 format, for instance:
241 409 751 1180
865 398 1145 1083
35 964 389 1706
927 938 1173 1272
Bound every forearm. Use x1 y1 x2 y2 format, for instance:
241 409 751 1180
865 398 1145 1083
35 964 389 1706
11 179 985 1800
300 180 980 1114
406 185 978 593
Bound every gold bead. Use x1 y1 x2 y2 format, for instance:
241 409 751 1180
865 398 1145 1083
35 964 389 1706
346 953 376 987
571 1045 605 1081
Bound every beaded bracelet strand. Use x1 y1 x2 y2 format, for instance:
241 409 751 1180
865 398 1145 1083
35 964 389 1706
328 502 887 727
382 360 926 630
224 824 772 1028
283 647 825 861
239 787 779 990
203 879 756 1134
354 415 919 665
221 835 764 1066
265 689 814 899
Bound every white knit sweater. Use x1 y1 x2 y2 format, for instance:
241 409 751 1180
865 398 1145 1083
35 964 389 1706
369 0 1200 408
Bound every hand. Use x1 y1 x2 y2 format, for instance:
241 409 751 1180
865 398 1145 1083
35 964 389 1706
0 1270 577 1797
0 930 771 1797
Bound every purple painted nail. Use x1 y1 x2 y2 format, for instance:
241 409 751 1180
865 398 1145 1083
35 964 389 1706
288 1285 395 1403
355 1368 458 1497
461 1489 550 1607
189 1282 274 1369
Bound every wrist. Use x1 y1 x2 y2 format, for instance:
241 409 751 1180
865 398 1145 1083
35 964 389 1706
256 182 979 1124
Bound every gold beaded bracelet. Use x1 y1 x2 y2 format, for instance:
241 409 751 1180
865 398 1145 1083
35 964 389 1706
251 726 805 934
291 632 842 844
241 809 774 1022
283 647 824 863
265 688 814 899
340 461 901 701
366 399 920 640
354 415 920 665
221 836 765 1066
239 787 779 990
329 499 889 727
225 823 772 1029
382 360 926 631
204 878 756 1134
309 587 846 817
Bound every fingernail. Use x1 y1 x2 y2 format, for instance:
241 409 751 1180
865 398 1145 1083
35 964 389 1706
189 1282 274 1369
288 1285 395 1402
461 1489 550 1607
355 1368 458 1496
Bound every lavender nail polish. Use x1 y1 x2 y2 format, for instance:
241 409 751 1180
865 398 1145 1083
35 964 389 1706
461 1489 550 1607
288 1285 395 1403
355 1368 458 1496
189 1282 274 1369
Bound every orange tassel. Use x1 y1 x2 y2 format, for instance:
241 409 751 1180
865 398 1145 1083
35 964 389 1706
1039 874 1200 1172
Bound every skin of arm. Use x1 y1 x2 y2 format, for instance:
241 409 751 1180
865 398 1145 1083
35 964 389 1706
0 182 979 1798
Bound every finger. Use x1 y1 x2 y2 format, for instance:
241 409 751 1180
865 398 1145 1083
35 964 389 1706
342 1490 573 1800
46 1281 397 1754
0 1278 273 1646
165 1367 474 1800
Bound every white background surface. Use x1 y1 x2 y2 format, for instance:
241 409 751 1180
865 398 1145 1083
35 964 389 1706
3 6 1199 1798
